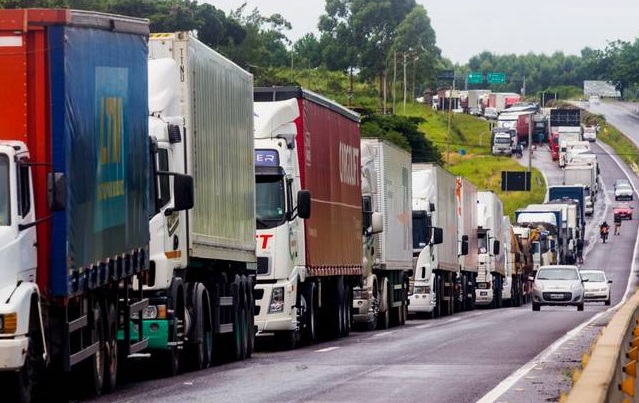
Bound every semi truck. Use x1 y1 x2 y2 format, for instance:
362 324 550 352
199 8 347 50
0 9 152 400
125 33 257 375
253 87 362 348
410 164 459 318
514 210 561 266
548 185 586 242
475 191 504 308
501 216 531 307
355 139 412 329
563 162 598 202
456 177 477 311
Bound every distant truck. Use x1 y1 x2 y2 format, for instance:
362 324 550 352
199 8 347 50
0 9 151 400
548 185 586 243
491 128 515 156
501 216 532 307
564 162 598 205
253 87 362 347
558 130 583 167
131 32 257 375
475 191 505 308
356 138 412 330
489 92 521 113
466 89 491 115
582 126 597 142
411 164 461 318
514 210 561 266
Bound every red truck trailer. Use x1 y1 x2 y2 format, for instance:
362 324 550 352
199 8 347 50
253 87 362 347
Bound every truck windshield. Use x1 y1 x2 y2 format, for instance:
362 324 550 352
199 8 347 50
478 232 488 253
0 155 9 226
495 137 511 144
256 175 286 226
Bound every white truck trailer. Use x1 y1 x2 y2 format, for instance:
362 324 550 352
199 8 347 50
355 139 412 329
456 177 478 311
475 191 505 308
130 32 257 374
410 164 460 318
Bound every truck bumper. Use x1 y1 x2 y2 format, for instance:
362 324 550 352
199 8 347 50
352 297 373 323
475 289 493 305
408 293 435 313
254 283 296 334
0 336 28 370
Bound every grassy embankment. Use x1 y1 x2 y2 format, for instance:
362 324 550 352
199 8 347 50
403 104 546 218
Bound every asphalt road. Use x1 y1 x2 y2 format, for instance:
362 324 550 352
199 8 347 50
88 103 639 403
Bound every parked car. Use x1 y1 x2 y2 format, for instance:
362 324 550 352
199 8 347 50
614 183 634 201
530 265 586 311
584 196 594 216
613 203 634 220
580 270 612 305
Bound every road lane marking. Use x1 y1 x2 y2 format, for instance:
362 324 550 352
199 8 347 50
373 331 397 337
315 346 339 353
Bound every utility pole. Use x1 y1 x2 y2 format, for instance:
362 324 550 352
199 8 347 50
446 75 455 164
403 51 407 114
528 113 532 191
393 51 397 113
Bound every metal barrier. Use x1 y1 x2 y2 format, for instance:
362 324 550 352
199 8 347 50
567 291 639 402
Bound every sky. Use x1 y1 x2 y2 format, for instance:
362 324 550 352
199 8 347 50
205 0 639 64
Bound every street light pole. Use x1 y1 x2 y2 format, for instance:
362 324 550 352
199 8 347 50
446 76 455 164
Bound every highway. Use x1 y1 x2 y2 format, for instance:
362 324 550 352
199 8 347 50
88 103 639 403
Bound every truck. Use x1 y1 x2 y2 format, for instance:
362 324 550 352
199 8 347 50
491 129 515 156
253 87 362 347
564 162 598 203
514 211 561 267
410 164 459 319
456 177 477 311
524 203 578 264
466 89 491 115
488 92 521 113
582 125 597 142
558 130 584 167
355 138 412 330
501 216 532 307
475 191 504 308
548 185 586 243
549 108 581 129
0 9 152 400
128 33 257 375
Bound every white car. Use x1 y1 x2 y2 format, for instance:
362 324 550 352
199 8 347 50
614 183 634 201
584 195 594 216
589 95 600 105
580 270 612 305
530 265 586 311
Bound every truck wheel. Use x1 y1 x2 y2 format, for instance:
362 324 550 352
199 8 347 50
377 279 390 329
341 283 351 337
187 283 213 370
532 302 540 312
577 303 584 311
245 276 255 357
77 301 105 397
302 283 318 344
240 277 250 359
366 283 379 331
103 302 118 393
15 305 43 402
231 275 246 360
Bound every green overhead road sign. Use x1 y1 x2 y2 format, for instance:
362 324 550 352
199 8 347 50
487 72 506 84
467 72 483 84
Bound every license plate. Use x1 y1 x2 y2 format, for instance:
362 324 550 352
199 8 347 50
550 293 564 299
480 291 488 296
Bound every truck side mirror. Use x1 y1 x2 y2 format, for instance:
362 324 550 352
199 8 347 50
47 172 66 211
297 190 311 219
493 240 500 255
172 173 194 212
432 227 443 245
460 234 469 256
370 211 383 234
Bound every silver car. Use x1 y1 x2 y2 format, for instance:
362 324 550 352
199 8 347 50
530 265 586 311
580 270 612 305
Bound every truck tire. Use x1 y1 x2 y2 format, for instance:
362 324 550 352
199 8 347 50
532 302 540 312
239 276 250 359
14 302 44 403
341 282 351 337
245 276 255 357
186 282 213 370
231 275 246 360
366 282 379 331
77 301 105 398
377 278 390 329
302 283 318 344
103 302 118 393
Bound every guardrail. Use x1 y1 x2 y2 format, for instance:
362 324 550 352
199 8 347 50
567 291 639 402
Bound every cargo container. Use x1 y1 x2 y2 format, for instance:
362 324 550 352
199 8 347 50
121 32 257 376
456 177 478 310
253 87 361 347
355 139 411 330
475 191 505 308
0 9 151 400
410 164 461 318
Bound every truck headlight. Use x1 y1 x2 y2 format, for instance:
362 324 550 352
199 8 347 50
0 313 17 334
269 287 285 313
131 305 166 320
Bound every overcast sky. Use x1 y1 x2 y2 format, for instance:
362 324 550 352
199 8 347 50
206 0 639 64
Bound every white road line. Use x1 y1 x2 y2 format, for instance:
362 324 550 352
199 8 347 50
373 331 396 337
315 346 340 353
